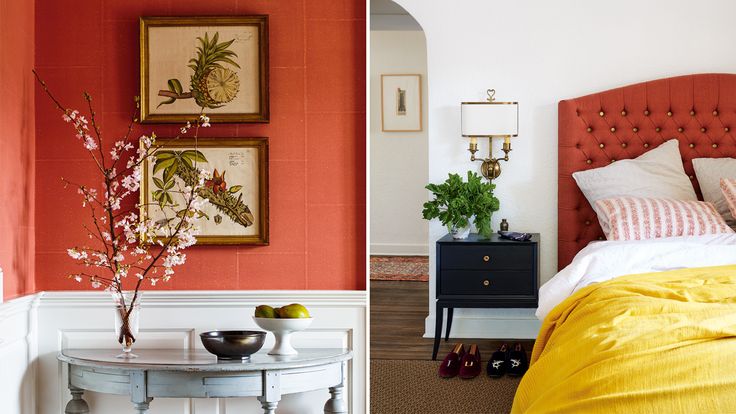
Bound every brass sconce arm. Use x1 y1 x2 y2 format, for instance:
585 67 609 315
467 136 512 180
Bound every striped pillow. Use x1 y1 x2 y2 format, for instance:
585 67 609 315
721 178 736 221
594 197 734 241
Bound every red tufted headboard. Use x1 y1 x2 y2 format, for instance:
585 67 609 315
558 73 736 270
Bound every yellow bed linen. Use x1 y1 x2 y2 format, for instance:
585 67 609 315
512 264 736 414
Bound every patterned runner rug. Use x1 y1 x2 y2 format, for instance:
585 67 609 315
370 256 429 282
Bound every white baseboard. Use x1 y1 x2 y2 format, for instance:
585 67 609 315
1 290 366 414
423 309 541 340
370 243 428 256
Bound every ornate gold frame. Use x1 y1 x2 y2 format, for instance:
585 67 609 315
140 137 270 245
139 16 270 124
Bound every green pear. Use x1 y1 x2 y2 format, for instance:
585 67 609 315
255 305 277 318
276 303 311 318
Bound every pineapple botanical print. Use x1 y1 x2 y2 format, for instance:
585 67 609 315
157 32 241 109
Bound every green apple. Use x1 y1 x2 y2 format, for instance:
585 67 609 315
276 303 311 318
255 305 277 318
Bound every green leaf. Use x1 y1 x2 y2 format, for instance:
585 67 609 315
157 97 176 108
152 177 165 189
153 158 175 175
167 78 183 95
164 192 174 206
181 150 207 163
156 151 176 160
216 56 240 69
163 163 179 183
164 180 175 190
228 185 242 193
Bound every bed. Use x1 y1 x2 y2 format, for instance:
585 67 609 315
512 74 736 413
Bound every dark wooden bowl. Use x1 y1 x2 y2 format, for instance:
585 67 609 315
200 330 266 360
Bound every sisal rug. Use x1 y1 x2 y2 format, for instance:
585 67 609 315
370 256 429 282
371 359 521 414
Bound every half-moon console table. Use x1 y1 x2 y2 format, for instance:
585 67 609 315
58 348 353 414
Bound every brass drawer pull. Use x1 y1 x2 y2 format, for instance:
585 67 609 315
482 279 490 287
483 255 490 262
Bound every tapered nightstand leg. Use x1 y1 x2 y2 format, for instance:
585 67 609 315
64 387 89 414
132 398 152 414
445 308 454 341
324 385 348 413
432 302 443 360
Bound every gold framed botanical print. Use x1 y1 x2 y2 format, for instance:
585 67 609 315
380 74 422 132
141 137 269 245
139 16 269 123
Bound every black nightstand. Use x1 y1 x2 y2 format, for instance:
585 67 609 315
432 233 539 360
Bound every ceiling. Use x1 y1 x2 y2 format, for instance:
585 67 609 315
370 0 422 31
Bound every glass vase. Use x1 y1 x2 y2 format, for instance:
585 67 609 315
112 291 141 359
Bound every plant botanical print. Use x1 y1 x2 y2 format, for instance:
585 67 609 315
140 16 269 123
142 138 269 245
157 32 241 110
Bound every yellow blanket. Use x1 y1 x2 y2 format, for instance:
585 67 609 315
512 264 736 413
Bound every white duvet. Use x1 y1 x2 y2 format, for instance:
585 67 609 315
537 233 736 320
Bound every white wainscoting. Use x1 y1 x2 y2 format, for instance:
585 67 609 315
0 290 365 414
0 294 37 414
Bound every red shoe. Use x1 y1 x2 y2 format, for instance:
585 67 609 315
458 344 482 379
438 343 465 378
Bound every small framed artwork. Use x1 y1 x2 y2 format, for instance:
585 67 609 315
381 74 422 132
140 16 269 123
141 137 269 245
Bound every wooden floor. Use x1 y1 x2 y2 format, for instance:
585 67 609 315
370 280 534 360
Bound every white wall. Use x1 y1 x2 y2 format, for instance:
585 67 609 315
370 30 429 256
391 0 736 336
0 290 366 414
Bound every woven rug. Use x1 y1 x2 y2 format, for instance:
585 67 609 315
371 359 520 413
370 256 429 282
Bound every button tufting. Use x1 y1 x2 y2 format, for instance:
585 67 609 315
610 159 616 163
621 110 627 116
598 236 604 240
689 143 695 148
726 127 731 132
644 143 650 148
713 143 718 148
689 175 694 180
586 159 592 164
667 111 673 116
701 127 706 132
587 127 592 132
644 110 650 116
610 127 616 132
690 110 695 116
713 110 719 116
655 127 661 132
599 111 605 116
599 143 605 148
585 220 591 225
678 127 684 132
632 127 639 132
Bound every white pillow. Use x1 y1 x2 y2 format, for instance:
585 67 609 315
573 139 697 235
692 157 736 226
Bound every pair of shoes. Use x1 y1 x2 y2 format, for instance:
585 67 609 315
486 342 528 378
437 343 482 379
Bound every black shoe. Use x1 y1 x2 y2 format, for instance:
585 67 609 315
486 343 509 378
507 342 529 377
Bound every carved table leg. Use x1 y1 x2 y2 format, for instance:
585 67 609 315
258 370 281 414
132 398 153 414
64 387 90 414
324 385 348 414
258 400 279 414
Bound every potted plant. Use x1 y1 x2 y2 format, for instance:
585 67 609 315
422 171 500 239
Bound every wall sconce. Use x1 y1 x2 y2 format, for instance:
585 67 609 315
461 89 519 180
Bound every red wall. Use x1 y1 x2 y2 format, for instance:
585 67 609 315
0 0 35 300
34 0 366 291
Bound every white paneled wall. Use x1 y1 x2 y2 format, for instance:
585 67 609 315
0 290 366 414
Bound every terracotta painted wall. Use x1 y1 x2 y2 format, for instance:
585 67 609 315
34 0 366 291
0 0 35 300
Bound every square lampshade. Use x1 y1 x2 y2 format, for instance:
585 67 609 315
461 101 519 137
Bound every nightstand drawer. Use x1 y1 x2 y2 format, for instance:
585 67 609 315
439 270 534 296
440 245 533 270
